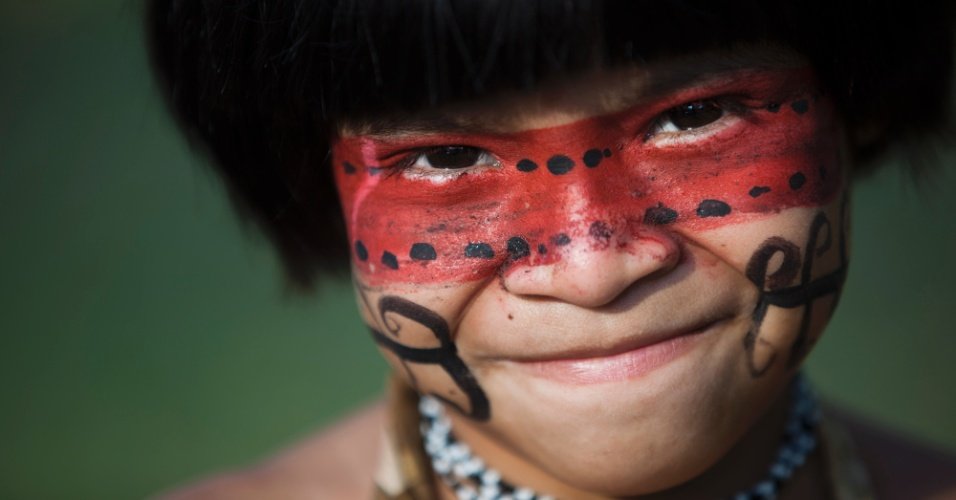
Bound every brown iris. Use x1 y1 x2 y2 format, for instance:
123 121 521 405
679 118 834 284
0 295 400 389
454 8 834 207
424 146 483 169
666 101 724 130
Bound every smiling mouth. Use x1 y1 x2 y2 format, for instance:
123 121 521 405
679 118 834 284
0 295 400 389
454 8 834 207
513 319 723 385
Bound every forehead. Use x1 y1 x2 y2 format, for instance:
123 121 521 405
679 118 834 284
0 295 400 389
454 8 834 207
339 44 809 137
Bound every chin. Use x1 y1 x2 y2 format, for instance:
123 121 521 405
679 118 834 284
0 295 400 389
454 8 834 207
465 322 793 496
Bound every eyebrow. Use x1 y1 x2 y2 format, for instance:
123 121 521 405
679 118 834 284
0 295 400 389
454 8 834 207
344 114 487 137
349 45 805 137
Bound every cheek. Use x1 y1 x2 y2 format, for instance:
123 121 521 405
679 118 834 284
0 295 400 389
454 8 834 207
688 202 846 278
334 98 844 287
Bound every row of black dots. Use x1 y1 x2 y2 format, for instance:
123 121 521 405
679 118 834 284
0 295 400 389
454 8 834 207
352 234 576 270
515 148 612 175
750 171 812 199
354 166 822 264
644 168 818 225
642 199 733 225
749 170 813 199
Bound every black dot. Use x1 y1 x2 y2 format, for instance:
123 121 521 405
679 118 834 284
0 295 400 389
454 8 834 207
789 172 807 190
583 149 603 168
643 204 678 225
767 102 781 113
602 148 612 158
507 237 530 260
537 244 548 255
381 251 399 269
696 199 732 218
589 221 612 242
749 186 771 198
551 233 571 246
464 242 495 259
791 99 809 114
546 155 575 175
516 159 538 172
343 161 357 174
409 243 437 261
354 241 368 261
368 166 383 176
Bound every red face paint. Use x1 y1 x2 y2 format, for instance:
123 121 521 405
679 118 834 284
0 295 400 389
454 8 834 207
333 68 842 285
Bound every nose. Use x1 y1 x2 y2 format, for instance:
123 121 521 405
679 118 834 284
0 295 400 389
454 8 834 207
501 222 681 308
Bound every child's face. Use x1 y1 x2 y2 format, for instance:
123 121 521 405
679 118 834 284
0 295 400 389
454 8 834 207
332 46 848 494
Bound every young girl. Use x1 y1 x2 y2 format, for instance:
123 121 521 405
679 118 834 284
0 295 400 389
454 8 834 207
148 1 956 498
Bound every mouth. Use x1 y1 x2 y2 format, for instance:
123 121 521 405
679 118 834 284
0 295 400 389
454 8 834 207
511 318 724 385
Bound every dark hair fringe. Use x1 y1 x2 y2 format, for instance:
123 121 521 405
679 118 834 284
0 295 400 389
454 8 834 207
146 0 955 291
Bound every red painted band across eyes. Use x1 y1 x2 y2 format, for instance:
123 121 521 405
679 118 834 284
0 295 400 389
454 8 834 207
333 68 842 285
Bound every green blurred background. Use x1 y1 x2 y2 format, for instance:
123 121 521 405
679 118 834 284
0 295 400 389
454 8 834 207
0 2 954 499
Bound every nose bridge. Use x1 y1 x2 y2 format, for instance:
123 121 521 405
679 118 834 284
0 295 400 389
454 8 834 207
501 110 641 236
512 147 627 231
552 177 613 230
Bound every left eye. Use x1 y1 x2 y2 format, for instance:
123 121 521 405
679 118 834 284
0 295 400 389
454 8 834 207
414 146 495 170
657 100 725 132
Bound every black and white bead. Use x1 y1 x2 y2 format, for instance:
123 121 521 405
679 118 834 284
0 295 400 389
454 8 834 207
419 396 553 500
732 375 820 500
419 374 820 500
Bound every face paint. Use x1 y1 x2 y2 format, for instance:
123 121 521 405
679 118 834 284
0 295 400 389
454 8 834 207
355 284 490 420
334 68 842 287
743 200 849 376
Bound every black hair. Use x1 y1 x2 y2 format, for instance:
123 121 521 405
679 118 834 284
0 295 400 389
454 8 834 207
146 0 954 291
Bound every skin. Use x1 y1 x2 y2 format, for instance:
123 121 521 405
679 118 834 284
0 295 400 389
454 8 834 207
332 46 848 497
157 46 956 500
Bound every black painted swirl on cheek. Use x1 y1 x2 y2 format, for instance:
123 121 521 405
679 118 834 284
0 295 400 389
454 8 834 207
357 289 491 421
742 199 849 377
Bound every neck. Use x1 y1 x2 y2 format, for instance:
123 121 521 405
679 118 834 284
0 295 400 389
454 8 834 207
431 381 829 499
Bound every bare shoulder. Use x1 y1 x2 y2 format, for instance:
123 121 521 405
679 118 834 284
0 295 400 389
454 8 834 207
153 400 388 500
831 406 956 500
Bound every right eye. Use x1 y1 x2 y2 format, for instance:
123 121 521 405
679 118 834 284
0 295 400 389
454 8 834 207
644 97 748 146
660 100 725 131
413 146 496 170
394 145 500 183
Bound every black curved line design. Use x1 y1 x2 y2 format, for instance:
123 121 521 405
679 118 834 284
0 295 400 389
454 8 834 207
743 201 849 377
358 288 491 421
